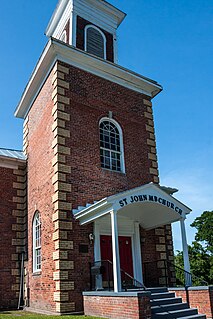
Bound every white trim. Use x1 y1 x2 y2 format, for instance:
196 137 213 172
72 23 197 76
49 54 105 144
180 216 192 286
110 210 121 292
99 117 125 173
73 183 192 229
15 39 162 119
94 221 101 262
113 32 118 64
46 0 126 38
71 13 77 46
133 222 143 284
0 156 26 170
84 25 107 59
94 217 143 284
60 30 67 43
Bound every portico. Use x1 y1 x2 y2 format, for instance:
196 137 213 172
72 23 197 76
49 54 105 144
73 183 192 292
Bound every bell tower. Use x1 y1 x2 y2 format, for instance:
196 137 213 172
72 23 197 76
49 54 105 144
45 0 126 63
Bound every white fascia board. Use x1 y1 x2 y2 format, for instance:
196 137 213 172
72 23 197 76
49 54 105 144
45 0 70 37
0 156 26 170
74 0 126 32
74 198 108 218
15 39 162 119
51 1 73 39
83 0 126 26
14 40 56 118
108 183 192 214
76 205 113 225
46 0 125 38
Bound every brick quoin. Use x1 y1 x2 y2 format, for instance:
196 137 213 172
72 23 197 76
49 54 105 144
26 69 56 312
22 58 166 313
0 166 24 309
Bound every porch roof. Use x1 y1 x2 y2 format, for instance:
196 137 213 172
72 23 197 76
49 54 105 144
73 183 191 230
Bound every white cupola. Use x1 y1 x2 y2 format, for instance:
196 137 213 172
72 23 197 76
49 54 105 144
45 0 126 63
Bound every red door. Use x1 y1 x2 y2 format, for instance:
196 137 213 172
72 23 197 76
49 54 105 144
100 235 133 276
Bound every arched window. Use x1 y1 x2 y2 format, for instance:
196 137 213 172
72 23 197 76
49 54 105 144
85 25 106 59
33 211 41 272
99 118 125 172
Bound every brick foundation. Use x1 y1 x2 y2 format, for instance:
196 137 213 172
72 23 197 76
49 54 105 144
83 292 151 319
169 287 213 319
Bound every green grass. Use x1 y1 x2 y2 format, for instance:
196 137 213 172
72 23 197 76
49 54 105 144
0 311 103 319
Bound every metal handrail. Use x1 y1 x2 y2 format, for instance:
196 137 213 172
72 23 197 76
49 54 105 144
167 260 209 287
90 259 145 291
143 259 209 287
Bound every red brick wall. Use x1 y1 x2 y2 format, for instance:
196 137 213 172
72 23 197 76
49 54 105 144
0 167 21 309
83 294 151 319
169 288 213 319
26 69 56 312
24 59 161 313
57 61 159 310
64 63 156 207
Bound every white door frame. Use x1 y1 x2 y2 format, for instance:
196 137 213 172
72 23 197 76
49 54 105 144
94 218 143 285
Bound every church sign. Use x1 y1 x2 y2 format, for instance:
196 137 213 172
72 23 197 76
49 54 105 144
118 194 183 215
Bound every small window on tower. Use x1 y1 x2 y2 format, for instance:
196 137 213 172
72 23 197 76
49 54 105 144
85 25 106 59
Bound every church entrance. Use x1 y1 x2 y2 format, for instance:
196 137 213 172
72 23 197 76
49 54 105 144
100 235 133 277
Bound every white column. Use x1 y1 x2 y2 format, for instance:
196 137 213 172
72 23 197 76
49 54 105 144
94 221 101 262
133 222 143 284
110 210 121 292
180 216 192 286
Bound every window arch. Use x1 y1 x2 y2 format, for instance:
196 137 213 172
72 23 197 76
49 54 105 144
33 211 41 272
85 25 106 59
99 118 125 172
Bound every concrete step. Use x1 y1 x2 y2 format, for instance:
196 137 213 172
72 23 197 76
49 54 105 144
151 302 188 314
148 287 168 294
152 308 198 319
151 292 176 300
178 315 206 319
151 297 183 306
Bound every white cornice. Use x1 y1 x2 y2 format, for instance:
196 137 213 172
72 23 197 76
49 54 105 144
46 0 70 37
15 38 162 119
46 0 126 38
0 156 26 170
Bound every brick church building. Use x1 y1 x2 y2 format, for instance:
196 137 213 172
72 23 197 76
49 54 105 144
1 0 212 318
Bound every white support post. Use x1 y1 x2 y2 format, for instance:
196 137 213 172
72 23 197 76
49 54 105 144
110 210 121 292
133 222 143 284
180 216 192 286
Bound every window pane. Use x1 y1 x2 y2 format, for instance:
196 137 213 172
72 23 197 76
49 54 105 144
33 212 41 271
100 120 122 172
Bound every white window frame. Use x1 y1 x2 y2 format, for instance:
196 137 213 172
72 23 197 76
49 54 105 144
33 211 41 273
60 30 67 43
99 117 125 173
84 24 107 59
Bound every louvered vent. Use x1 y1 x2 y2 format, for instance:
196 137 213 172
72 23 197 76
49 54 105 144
86 27 105 59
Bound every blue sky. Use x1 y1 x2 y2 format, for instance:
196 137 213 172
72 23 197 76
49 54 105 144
0 0 212 251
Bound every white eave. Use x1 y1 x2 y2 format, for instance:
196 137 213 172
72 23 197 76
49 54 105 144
15 38 162 119
73 183 192 228
0 149 26 169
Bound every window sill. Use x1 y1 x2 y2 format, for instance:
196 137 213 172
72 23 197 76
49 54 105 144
32 271 41 276
101 167 126 175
